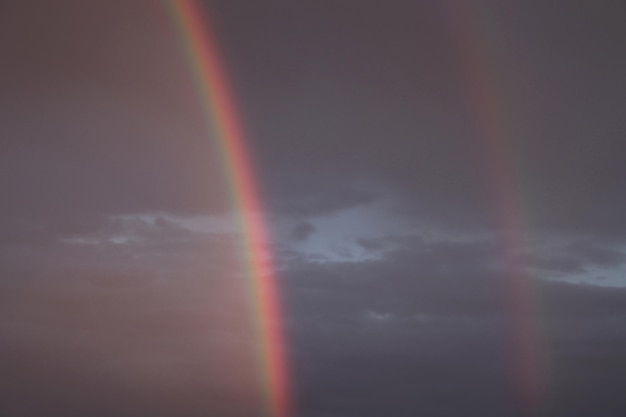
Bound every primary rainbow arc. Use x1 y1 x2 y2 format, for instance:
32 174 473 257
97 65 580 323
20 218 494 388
166 1 291 417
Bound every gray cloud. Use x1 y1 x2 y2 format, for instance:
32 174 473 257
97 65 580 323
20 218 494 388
3 0 626 416
290 220 317 241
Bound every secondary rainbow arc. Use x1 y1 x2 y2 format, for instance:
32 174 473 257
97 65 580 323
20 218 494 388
445 2 547 415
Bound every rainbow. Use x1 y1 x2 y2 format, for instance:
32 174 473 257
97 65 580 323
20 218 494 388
165 1 290 417
444 2 546 415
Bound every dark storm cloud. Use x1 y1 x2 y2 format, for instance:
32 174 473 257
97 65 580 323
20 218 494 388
210 0 626 237
3 0 626 416
281 235 626 323
290 220 316 241
280 236 626 417
270 174 379 218
210 0 491 226
356 237 385 252
482 1 626 238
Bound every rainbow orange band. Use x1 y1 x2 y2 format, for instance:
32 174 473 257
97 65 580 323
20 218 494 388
165 1 291 416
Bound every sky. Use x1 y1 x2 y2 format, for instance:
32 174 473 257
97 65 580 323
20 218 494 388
1 1 626 416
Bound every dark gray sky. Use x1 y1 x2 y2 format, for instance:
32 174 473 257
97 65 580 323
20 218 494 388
2 1 626 416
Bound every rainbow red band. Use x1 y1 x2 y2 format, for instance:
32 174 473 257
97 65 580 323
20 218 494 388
165 1 291 416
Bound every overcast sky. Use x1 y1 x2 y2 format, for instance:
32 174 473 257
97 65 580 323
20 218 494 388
2 1 626 416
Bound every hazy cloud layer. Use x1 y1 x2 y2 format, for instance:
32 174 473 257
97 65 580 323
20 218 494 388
2 1 626 416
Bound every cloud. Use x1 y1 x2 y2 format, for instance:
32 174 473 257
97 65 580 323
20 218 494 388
281 232 626 416
5 210 625 417
529 238 626 284
0 213 264 416
290 220 317 241
209 0 626 240
3 0 626 416
356 237 386 252
270 175 380 218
